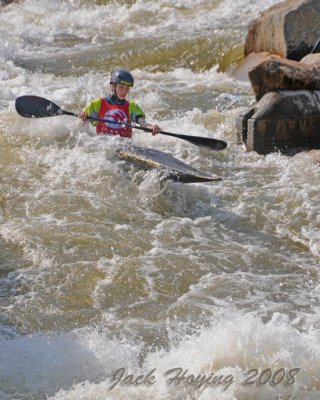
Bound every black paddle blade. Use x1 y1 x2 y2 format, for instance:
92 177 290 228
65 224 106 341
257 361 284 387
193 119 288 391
15 95 63 118
160 130 227 150
184 135 227 150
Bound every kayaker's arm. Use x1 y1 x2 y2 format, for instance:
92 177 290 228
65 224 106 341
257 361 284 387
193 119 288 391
137 117 161 136
79 98 102 125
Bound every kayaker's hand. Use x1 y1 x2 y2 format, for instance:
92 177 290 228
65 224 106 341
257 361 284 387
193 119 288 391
151 124 161 136
79 111 88 121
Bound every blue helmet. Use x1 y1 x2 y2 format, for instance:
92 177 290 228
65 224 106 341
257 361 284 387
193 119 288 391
110 69 134 87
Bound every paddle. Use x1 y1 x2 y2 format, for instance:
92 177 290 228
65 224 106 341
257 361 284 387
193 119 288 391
15 95 227 150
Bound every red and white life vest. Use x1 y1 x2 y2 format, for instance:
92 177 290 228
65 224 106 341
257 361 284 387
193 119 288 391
96 98 132 138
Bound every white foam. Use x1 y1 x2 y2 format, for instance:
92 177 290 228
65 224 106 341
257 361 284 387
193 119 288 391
0 1 319 399
0 314 310 399
0 328 139 399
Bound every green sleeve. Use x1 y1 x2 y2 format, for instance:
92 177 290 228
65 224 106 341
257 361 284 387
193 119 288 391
83 98 102 126
129 100 145 123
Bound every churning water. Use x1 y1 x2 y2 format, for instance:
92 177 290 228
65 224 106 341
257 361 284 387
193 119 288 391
0 0 320 399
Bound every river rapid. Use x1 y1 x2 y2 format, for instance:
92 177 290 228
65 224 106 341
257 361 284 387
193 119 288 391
0 0 320 399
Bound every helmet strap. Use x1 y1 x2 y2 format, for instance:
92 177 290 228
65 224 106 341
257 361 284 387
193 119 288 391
111 84 120 99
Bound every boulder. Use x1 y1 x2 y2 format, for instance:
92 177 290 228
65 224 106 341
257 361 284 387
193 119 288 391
248 55 320 100
244 0 320 61
300 53 320 65
238 90 320 155
230 52 271 82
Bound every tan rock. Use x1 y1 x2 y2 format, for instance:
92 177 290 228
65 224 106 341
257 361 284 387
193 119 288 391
231 52 271 82
245 0 320 61
248 55 320 100
300 53 320 66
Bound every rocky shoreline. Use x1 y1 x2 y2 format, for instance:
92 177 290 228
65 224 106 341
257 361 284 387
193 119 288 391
236 0 320 155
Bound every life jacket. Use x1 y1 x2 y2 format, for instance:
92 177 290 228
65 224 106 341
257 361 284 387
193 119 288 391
96 98 132 138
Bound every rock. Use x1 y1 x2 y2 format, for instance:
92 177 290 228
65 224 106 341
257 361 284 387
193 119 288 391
244 0 320 61
230 52 271 82
248 55 320 101
300 53 320 65
239 0 320 155
238 90 320 155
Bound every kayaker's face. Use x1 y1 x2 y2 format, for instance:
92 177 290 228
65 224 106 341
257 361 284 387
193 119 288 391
115 84 131 99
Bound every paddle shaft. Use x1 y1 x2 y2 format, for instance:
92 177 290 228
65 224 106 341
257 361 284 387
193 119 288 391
82 114 226 148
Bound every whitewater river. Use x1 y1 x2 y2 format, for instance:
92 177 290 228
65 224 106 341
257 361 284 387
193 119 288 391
0 0 320 399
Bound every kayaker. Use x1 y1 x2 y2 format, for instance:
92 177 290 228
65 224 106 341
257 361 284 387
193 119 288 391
79 69 161 138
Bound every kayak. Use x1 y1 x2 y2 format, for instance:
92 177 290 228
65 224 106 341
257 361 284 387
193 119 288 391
117 145 222 183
